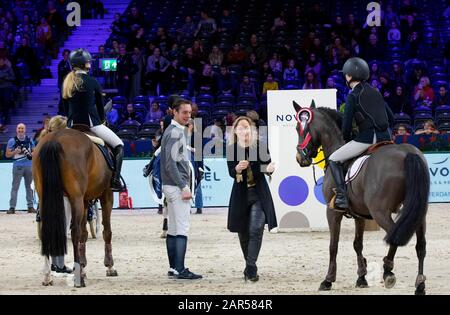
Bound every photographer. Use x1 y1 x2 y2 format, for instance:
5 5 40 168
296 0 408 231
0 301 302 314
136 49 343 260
5 123 35 214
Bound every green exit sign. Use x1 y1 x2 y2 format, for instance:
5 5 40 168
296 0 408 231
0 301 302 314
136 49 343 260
101 58 117 71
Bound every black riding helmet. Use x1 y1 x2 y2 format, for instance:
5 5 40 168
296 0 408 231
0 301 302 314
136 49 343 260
341 57 370 82
69 48 92 69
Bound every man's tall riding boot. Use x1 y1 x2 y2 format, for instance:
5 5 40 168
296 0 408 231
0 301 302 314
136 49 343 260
111 145 125 192
328 160 349 210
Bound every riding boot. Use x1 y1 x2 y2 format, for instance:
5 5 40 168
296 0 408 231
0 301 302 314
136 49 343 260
111 145 125 192
328 160 349 209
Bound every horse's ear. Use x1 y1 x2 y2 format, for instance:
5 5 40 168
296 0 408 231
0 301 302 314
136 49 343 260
293 101 302 112
309 99 316 109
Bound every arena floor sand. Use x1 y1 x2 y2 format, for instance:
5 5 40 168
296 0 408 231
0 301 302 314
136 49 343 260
0 204 449 295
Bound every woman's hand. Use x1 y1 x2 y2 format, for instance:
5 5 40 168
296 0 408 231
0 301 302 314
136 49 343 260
266 162 276 174
235 160 249 173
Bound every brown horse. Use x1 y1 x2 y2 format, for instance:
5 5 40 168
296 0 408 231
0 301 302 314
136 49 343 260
33 128 118 287
293 101 429 295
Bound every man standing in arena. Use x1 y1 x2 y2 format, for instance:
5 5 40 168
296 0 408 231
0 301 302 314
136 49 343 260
160 98 202 280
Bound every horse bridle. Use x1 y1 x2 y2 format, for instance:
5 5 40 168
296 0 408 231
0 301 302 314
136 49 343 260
296 108 321 165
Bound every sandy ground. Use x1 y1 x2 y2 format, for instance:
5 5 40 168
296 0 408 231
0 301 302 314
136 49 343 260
0 204 449 295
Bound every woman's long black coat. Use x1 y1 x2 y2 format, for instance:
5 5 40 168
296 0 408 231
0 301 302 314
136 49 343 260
226 143 277 233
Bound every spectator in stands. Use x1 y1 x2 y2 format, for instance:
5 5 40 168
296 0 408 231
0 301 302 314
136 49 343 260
309 3 329 26
268 52 283 78
415 120 439 135
331 37 350 60
260 61 272 82
271 10 287 34
57 49 71 115
243 52 259 72
14 37 40 84
194 11 216 39
435 85 449 107
384 4 400 28
164 58 183 94
36 17 52 59
0 56 15 124
167 43 181 61
370 78 381 92
191 40 206 61
117 44 137 100
414 76 435 107
405 31 421 59
130 46 145 100
326 77 345 107
369 61 381 82
127 27 146 51
239 75 257 99
389 84 412 115
153 27 173 56
283 59 299 83
396 124 410 136
110 39 120 55
128 6 144 29
45 1 66 54
387 21 402 42
391 61 406 85
401 15 419 40
198 63 216 94
181 47 201 97
92 0 105 19
244 34 267 67
308 38 325 61
262 73 279 95
363 34 384 61
326 47 343 73
304 52 321 77
145 47 170 96
227 43 246 65
110 13 125 38
5 123 35 214
208 45 223 66
303 70 321 90
146 101 164 122
218 8 238 34
178 16 196 42
379 73 393 103
123 103 143 124
216 65 234 95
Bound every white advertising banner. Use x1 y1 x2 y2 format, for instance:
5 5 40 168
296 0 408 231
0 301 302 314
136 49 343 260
267 89 337 229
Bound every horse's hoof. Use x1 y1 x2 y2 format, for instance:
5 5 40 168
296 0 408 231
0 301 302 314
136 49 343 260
106 269 118 277
415 282 426 295
319 280 332 291
384 273 396 289
356 276 369 288
160 231 167 239
42 280 53 286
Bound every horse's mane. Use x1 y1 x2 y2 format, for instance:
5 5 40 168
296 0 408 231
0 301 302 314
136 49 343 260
316 107 343 131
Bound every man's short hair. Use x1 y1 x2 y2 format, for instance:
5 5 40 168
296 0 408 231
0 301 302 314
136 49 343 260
167 94 181 109
172 98 192 112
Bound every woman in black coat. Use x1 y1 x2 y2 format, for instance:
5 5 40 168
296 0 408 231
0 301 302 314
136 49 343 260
226 116 277 282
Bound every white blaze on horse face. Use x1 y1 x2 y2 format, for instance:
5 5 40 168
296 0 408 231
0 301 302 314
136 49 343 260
300 113 309 131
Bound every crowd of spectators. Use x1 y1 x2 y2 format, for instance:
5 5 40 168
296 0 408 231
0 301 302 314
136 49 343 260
91 0 449 139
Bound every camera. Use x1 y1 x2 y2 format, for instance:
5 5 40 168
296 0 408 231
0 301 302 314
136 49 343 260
16 144 32 160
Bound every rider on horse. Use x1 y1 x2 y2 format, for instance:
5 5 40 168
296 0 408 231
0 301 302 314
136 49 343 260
329 57 394 210
62 48 125 191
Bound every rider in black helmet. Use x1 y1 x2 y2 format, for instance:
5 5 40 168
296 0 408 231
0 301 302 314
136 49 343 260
329 57 394 209
63 48 125 191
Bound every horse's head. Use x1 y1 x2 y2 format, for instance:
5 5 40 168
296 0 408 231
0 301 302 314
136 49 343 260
293 100 320 168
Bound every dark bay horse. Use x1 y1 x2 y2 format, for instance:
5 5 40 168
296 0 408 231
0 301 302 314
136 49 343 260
293 101 429 295
33 128 118 287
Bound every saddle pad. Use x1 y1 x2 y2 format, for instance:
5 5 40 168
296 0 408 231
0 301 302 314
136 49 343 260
95 143 114 171
345 155 370 183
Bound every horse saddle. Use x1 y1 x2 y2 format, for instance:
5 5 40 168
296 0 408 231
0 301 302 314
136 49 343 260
345 141 394 184
71 124 114 171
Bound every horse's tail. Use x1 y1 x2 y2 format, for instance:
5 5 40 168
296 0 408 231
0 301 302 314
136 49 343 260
385 153 429 246
39 141 67 257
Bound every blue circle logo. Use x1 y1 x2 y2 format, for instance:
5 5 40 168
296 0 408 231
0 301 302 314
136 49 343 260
278 176 309 206
314 176 326 205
